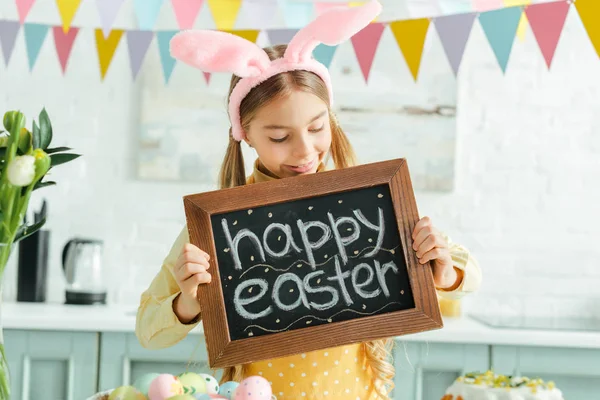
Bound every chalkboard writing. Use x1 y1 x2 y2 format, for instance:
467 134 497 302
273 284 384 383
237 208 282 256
184 159 443 368
211 184 415 341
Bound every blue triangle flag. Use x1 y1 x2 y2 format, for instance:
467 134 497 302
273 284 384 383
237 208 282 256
313 44 338 68
134 0 164 30
278 0 313 28
157 30 177 83
479 7 522 73
24 23 49 70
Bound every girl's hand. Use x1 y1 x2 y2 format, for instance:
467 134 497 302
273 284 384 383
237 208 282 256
411 216 459 290
173 243 211 323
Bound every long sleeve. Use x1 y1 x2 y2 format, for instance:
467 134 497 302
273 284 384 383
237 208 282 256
435 233 482 301
135 225 201 349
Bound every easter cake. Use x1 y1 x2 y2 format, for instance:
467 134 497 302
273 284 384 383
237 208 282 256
442 371 564 400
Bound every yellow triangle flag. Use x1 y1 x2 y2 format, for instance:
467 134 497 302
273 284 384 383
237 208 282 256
390 18 430 82
56 0 83 33
503 0 531 42
223 30 260 44
207 0 242 31
95 29 123 80
575 0 600 58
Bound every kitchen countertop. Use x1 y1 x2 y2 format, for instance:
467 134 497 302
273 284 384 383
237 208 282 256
2 301 600 349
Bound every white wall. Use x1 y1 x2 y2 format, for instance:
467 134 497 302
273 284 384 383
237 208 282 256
1 1 599 319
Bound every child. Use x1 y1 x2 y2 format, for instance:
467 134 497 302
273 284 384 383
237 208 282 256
136 1 482 399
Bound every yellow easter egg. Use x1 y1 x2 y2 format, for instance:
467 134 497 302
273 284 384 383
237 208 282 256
166 396 196 400
178 372 207 395
109 386 147 400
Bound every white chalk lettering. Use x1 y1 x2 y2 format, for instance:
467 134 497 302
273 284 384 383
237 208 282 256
327 255 353 306
234 279 272 320
296 220 331 270
327 212 360 265
272 273 310 311
351 263 381 299
263 223 302 258
222 218 266 271
354 208 385 258
374 260 399 297
303 270 339 311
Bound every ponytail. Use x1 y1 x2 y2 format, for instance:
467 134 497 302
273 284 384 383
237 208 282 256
218 129 247 189
329 111 357 170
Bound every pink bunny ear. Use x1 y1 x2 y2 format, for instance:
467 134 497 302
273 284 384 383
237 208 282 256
170 30 271 78
285 0 382 62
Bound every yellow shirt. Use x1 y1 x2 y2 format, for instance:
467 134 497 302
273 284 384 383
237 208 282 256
135 160 482 399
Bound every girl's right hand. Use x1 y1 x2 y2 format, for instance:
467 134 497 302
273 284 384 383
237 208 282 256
173 243 211 323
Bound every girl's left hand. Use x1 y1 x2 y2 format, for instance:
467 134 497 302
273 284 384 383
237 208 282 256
411 216 458 289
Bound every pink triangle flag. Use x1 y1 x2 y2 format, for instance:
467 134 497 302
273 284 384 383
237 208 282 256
53 25 79 73
171 0 204 30
16 0 36 24
350 22 385 83
525 1 570 69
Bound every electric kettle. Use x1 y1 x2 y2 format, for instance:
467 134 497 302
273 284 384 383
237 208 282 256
62 238 107 305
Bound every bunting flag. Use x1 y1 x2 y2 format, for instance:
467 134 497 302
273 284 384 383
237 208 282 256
96 0 126 38
239 0 278 28
390 18 430 81
525 1 569 69
24 23 49 70
472 0 503 12
1 0 599 84
503 0 531 41
171 0 204 30
56 0 83 33
313 44 338 68
157 30 178 83
350 22 385 83
95 28 123 79
479 7 522 72
126 30 153 79
434 12 476 76
278 0 313 28
207 0 243 30
575 0 600 58
16 0 36 24
0 20 20 66
266 28 298 45
134 0 164 30
53 25 79 73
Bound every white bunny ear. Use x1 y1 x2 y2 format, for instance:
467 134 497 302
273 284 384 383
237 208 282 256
170 30 272 78
284 0 382 62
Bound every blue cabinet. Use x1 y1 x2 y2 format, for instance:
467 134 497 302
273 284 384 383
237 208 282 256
5 329 98 400
492 345 600 400
393 342 489 400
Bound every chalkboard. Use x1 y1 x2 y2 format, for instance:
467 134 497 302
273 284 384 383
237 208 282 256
184 159 443 368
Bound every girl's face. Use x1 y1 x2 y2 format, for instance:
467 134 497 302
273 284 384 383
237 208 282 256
244 90 332 179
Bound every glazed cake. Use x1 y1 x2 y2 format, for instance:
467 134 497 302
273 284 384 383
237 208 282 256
442 371 564 400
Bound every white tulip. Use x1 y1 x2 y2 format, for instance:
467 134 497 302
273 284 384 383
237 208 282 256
7 155 36 187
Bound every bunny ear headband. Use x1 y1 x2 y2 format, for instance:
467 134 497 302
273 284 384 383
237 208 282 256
170 0 382 142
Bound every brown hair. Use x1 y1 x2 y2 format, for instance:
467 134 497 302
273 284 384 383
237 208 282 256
216 44 394 399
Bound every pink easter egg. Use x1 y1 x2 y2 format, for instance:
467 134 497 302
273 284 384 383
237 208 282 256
148 374 184 400
232 376 271 400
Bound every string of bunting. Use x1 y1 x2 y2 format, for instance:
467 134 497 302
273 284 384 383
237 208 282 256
0 0 598 83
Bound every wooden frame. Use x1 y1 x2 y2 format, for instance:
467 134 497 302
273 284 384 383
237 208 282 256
184 158 443 368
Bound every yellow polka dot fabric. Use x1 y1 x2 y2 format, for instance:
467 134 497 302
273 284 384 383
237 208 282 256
244 343 376 399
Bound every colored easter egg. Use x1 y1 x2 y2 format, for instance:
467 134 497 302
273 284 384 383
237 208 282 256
193 395 228 400
178 372 207 395
148 374 184 400
165 396 196 400
218 382 239 399
232 376 271 400
133 373 161 397
198 374 219 394
108 385 147 400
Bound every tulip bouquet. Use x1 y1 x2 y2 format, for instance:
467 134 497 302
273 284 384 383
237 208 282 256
0 109 80 399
